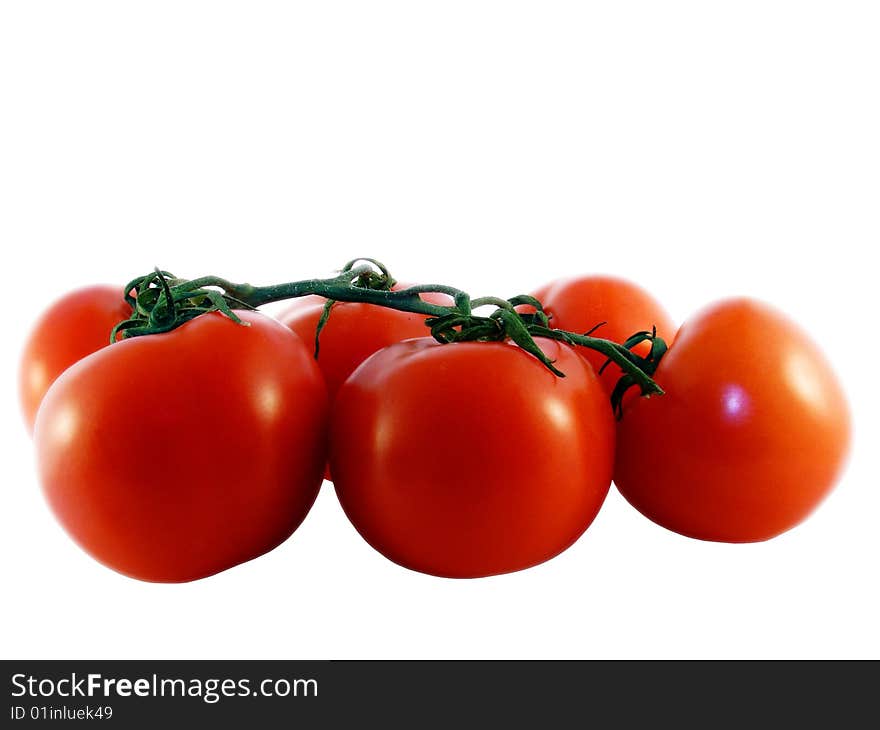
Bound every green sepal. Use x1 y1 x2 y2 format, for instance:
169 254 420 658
313 299 336 358
494 309 565 377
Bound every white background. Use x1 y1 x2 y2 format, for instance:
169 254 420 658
1 2 877 659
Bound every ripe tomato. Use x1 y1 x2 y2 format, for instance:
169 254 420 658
279 286 449 479
614 298 851 542
534 276 676 394
34 311 328 582
329 338 615 578
19 285 131 433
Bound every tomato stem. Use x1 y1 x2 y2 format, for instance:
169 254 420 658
112 260 665 410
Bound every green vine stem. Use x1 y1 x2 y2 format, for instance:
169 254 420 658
112 259 666 413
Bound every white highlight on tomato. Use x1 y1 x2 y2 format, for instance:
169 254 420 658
721 384 751 422
543 397 575 431
46 405 78 448
256 382 282 420
786 350 831 415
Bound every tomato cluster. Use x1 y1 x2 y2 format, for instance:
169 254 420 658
19 268 851 582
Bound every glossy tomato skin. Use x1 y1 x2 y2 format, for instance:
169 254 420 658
330 338 615 578
614 298 851 542
279 286 448 480
19 285 131 433
34 311 328 582
535 276 676 395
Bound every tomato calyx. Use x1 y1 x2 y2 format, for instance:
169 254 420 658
111 268 257 341
109 259 664 409
602 327 668 418
425 295 567 375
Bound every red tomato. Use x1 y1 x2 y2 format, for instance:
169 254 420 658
19 285 131 433
279 285 449 479
34 311 328 582
534 276 676 394
329 338 615 578
614 298 851 542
